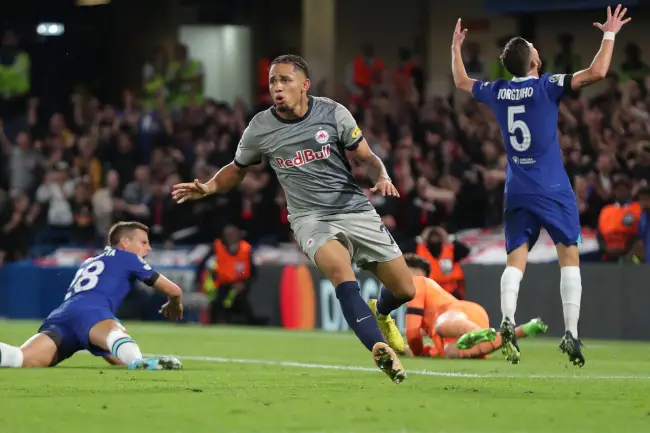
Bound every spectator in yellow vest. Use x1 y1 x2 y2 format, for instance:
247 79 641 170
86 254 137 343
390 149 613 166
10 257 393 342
168 44 204 110
142 46 169 111
0 31 31 140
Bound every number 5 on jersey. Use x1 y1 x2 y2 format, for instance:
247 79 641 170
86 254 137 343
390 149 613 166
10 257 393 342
65 260 106 300
508 105 531 152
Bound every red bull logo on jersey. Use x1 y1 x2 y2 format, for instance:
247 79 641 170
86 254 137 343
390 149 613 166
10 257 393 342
275 144 331 168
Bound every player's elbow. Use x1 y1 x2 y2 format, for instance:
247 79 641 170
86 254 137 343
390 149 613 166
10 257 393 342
588 66 607 81
454 78 474 93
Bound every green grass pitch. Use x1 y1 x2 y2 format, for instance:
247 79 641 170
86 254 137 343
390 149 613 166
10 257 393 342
1 320 649 433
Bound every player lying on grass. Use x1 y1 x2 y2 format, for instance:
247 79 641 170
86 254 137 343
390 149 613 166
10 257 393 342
451 5 631 366
0 221 183 370
401 254 547 359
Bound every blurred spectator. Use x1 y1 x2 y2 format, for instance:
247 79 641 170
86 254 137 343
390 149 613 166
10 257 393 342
346 43 384 107
401 226 469 300
597 177 641 262
553 33 581 73
168 44 205 110
394 47 425 102
552 33 581 98
120 165 151 222
73 135 102 191
92 170 121 242
463 42 487 82
574 175 604 229
632 187 650 263
620 43 650 85
142 46 170 111
0 193 33 262
108 132 139 185
490 35 515 80
631 141 650 185
1 126 42 197
34 163 76 245
70 183 95 245
0 30 30 141
211 225 266 325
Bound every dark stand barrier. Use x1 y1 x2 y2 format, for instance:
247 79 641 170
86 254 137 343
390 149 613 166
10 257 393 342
254 263 650 341
2 262 650 341
464 263 633 340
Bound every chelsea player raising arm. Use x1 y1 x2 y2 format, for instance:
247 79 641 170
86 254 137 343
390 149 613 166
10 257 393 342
450 5 631 366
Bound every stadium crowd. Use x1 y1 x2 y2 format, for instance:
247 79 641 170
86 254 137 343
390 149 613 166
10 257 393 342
2 37 650 266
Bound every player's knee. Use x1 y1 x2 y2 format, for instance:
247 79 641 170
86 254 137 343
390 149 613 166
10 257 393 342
324 265 356 287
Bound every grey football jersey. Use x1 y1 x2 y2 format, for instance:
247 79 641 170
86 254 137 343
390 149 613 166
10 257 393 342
234 96 374 218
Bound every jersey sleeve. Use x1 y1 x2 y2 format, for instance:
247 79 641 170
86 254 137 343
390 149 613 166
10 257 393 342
234 125 263 168
471 80 496 105
334 103 363 150
124 252 159 286
542 73 574 102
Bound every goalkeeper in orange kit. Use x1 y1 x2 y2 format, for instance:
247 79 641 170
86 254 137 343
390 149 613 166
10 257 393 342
401 254 547 359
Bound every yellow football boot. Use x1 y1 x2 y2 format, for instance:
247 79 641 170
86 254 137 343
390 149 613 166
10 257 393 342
367 299 405 354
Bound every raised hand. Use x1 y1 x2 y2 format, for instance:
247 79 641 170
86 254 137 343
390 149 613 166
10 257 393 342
452 18 468 48
593 4 631 34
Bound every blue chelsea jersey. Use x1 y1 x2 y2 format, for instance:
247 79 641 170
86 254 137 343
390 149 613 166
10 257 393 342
61 247 158 314
472 73 574 195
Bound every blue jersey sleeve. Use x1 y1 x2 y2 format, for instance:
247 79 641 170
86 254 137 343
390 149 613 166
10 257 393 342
472 80 496 105
123 252 159 286
541 73 574 103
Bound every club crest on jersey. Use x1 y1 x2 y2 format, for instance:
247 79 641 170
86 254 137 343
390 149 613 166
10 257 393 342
275 144 331 168
315 129 330 144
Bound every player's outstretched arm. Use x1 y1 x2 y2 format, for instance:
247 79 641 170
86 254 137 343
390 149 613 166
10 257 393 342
171 163 248 204
451 18 476 93
571 5 631 90
352 139 399 197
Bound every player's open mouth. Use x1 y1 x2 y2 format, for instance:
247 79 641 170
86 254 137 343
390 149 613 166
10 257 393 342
274 96 285 104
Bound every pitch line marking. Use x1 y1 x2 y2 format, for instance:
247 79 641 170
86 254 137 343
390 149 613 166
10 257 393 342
146 354 650 380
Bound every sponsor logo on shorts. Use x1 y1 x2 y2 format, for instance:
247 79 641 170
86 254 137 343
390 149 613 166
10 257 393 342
306 238 314 248
315 129 330 144
275 144 331 168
